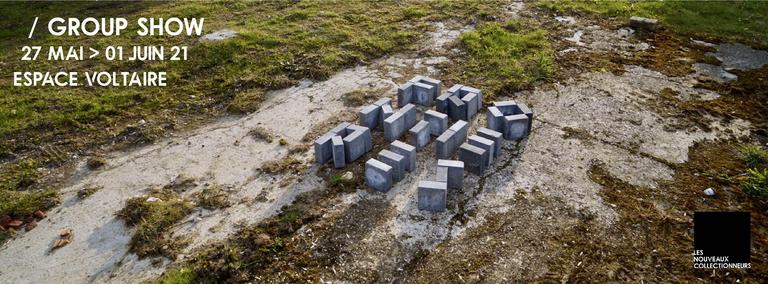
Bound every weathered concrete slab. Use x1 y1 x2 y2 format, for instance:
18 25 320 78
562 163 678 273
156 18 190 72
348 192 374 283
397 82 414 107
459 142 489 175
437 159 464 190
331 135 346 168
379 149 407 182
390 140 416 172
412 82 435 106
435 129 457 159
409 120 431 150
366 159 393 192
383 111 406 142
424 110 448 136
503 114 529 141
400 103 418 130
468 135 495 166
417 181 447 212
448 95 467 121
359 104 380 129
477 127 503 159
461 92 479 119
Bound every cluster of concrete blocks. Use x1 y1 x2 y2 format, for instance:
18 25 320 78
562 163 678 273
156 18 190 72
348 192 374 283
364 140 417 192
314 122 373 168
417 159 464 212
397 76 442 107
436 84 483 122
486 101 533 141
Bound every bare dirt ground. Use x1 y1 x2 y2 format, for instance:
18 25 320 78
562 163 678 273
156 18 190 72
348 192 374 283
1 3 766 283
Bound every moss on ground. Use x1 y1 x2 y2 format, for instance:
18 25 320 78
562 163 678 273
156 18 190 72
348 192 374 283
116 190 194 258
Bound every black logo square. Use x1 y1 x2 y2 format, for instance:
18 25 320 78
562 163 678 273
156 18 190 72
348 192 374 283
694 212 750 263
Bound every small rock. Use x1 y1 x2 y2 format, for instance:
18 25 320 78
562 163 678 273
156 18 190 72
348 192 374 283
146 197 162 203
138 119 146 125
200 29 238 42
52 239 71 250
629 16 658 31
704 188 716 196
7 220 23 229
255 233 272 247
33 210 47 219
25 221 37 231
341 171 354 181
60 228 73 237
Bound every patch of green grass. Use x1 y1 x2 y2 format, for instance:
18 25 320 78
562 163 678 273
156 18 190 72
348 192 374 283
740 144 768 168
76 185 102 200
536 0 768 45
341 87 389 107
160 267 197 284
0 159 41 191
195 186 230 210
741 168 768 198
0 188 58 217
450 21 553 101
116 190 194 258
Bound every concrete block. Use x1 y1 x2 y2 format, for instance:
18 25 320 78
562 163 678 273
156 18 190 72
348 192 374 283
468 135 494 166
448 120 468 146
477 127 503 158
412 82 435 106
410 75 442 99
380 104 394 127
424 110 448 136
493 100 519 116
417 181 447 212
397 82 414 107
409 120 431 150
503 114 529 141
331 135 346 168
330 122 352 136
435 129 457 159
366 159 393 192
460 86 482 104
343 129 367 162
347 124 372 152
313 133 335 164
390 140 416 172
373 97 392 107
378 150 407 182
517 102 534 133
435 93 452 113
437 159 464 190
400 103 418 130
359 104 380 129
447 84 463 97
436 166 448 184
383 111 406 142
486 106 505 133
461 92 479 119
459 143 489 175
448 95 467 121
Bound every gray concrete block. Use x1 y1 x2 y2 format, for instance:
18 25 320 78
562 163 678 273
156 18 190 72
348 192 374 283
436 166 448 183
459 143 489 175
359 104 380 129
330 122 352 136
437 159 464 190
347 124 373 152
313 133 335 164
460 86 483 106
503 114 529 141
435 93 452 113
486 106 505 134
448 95 467 121
417 181 447 212
331 135 346 168
517 102 534 133
409 120 431 150
343 129 367 162
493 100 519 116
378 149 407 182
383 111 406 142
468 135 494 166
448 120 468 146
397 82 414 107
380 104 394 127
390 140 416 172
410 75 441 99
477 127 503 159
374 97 392 107
366 159 393 192
447 84 463 97
400 103 417 130
435 129 456 159
461 92 479 120
424 110 448 136
412 82 435 106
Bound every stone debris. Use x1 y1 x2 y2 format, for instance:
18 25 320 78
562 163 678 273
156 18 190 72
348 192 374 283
146 197 162 203
52 228 74 251
33 210 47 219
629 16 658 31
704 188 716 196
